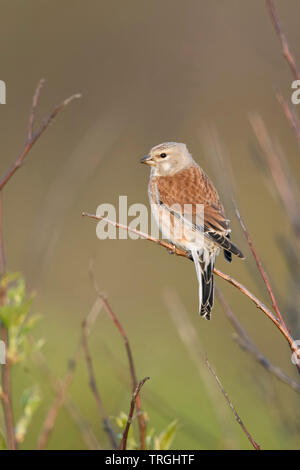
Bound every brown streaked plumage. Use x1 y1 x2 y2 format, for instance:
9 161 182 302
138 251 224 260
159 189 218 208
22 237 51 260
152 166 229 232
141 142 244 319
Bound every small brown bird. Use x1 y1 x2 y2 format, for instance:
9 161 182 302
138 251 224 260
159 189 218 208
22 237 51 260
141 142 244 319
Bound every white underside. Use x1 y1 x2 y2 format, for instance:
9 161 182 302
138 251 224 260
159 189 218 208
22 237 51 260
151 202 219 267
149 175 221 315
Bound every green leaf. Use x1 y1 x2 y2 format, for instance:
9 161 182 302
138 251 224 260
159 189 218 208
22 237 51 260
113 411 139 449
1 272 21 286
146 427 155 449
0 277 33 329
154 420 178 450
114 411 128 429
19 314 41 336
15 387 41 444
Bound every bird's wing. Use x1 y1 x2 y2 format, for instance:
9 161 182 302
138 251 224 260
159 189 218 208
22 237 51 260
154 165 229 233
154 165 245 259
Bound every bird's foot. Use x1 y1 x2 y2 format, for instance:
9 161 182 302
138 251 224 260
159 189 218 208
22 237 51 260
168 245 176 255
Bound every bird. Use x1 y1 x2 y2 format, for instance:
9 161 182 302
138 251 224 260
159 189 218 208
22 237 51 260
140 142 244 320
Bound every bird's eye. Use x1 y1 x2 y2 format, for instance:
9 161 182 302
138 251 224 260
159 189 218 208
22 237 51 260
160 153 167 158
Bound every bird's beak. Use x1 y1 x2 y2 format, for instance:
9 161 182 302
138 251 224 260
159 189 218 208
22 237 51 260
140 154 153 165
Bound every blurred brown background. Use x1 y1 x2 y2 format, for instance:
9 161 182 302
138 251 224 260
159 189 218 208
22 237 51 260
0 0 300 449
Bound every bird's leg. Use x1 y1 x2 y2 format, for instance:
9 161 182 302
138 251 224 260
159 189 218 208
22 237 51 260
167 244 176 255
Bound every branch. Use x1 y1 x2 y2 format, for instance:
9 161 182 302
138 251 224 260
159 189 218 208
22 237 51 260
216 287 300 395
0 327 16 450
266 0 300 81
119 377 150 451
0 79 81 192
0 193 5 277
27 78 45 140
205 357 261 450
250 113 300 240
88 264 148 450
233 201 287 329
233 199 300 375
82 212 300 363
37 366 74 450
0 192 15 451
81 317 118 449
163 287 241 447
0 195 14 450
37 297 104 450
276 93 300 151
32 343 101 450
0 80 80 450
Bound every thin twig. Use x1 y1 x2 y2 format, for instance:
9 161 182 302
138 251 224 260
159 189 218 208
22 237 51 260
82 212 300 363
0 193 15 449
203 129 300 374
27 78 45 140
37 366 74 450
32 344 101 450
0 193 5 277
0 192 15 450
205 357 261 450
216 287 300 395
0 85 81 192
37 297 104 450
101 340 214 444
213 267 298 353
233 200 287 329
163 287 240 448
266 0 300 81
88 265 148 450
63 400 102 450
0 80 80 450
276 93 300 151
119 377 150 451
233 200 300 376
250 113 300 239
81 317 118 449
0 327 16 450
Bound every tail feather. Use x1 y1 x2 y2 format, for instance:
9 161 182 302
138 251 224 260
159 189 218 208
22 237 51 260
205 230 244 259
223 234 232 263
191 249 202 311
191 249 214 320
200 259 214 320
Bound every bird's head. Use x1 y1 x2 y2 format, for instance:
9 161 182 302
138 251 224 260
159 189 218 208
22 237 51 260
140 142 194 176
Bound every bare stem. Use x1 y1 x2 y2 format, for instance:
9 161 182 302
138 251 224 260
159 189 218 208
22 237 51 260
276 93 300 151
32 343 101 449
81 317 118 449
0 326 16 450
233 200 300 374
266 0 300 81
0 194 5 277
206 357 261 450
119 377 150 451
250 113 300 240
82 212 300 363
0 80 80 450
216 287 300 394
27 78 45 140
37 368 74 450
88 265 148 450
0 82 80 192
233 201 287 329
0 194 16 450
37 297 105 450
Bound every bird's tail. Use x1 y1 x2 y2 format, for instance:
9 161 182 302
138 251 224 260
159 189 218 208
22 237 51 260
191 249 214 320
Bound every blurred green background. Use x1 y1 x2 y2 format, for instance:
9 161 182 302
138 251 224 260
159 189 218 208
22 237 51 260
1 0 300 450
